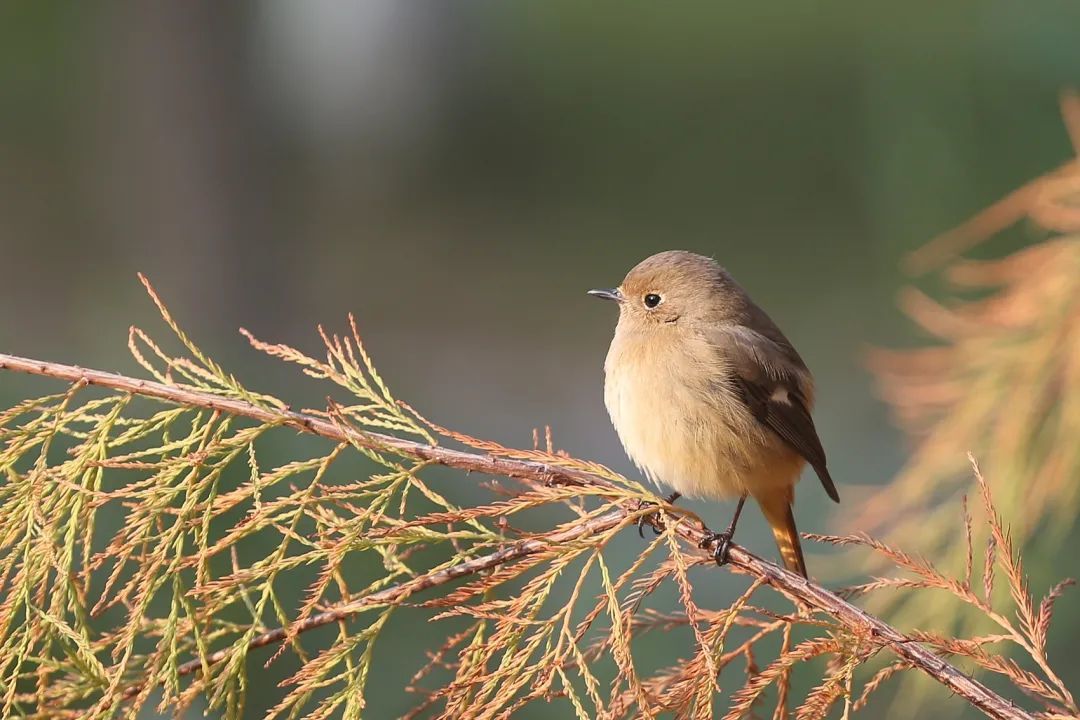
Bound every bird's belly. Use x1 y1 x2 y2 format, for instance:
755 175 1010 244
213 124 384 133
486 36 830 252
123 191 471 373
605 347 802 501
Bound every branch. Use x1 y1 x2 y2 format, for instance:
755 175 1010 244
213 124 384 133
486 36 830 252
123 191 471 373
0 353 1034 720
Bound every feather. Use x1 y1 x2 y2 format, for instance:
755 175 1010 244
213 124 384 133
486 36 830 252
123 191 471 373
720 326 840 503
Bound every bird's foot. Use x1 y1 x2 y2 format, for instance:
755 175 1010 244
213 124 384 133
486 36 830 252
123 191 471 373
699 531 734 566
635 493 681 538
635 500 664 538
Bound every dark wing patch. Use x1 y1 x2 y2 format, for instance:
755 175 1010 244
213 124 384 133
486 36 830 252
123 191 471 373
719 325 839 503
735 377 839 503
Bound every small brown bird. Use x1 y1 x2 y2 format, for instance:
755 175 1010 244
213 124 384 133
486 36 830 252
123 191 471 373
590 250 838 577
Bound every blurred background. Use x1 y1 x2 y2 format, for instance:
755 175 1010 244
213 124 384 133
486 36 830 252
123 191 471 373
1 2 1078 718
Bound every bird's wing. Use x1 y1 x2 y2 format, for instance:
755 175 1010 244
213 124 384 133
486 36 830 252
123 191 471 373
718 326 840 503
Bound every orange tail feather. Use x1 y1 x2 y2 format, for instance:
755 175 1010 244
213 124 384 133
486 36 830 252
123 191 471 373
756 491 807 578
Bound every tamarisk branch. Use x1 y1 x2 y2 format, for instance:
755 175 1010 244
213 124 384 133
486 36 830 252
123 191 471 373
0 352 1035 720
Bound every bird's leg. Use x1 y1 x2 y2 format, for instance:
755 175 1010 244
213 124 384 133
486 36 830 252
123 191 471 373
699 494 747 566
636 492 682 538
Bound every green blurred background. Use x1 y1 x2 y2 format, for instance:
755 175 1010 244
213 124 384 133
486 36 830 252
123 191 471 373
1 2 1078 717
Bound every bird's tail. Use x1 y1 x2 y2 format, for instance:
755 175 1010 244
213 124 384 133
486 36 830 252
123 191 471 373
756 490 807 578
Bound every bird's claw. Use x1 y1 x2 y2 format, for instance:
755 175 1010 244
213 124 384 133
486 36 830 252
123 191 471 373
699 531 734 566
636 501 664 538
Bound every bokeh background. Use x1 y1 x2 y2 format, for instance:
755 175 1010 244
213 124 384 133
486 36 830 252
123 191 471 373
2 3 1078 718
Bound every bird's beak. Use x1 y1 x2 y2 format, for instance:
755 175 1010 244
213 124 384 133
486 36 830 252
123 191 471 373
588 287 624 303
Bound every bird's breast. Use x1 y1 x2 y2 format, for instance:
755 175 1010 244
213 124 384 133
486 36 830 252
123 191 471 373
603 329 791 500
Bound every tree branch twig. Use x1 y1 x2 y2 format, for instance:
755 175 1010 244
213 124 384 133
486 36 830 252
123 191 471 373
0 353 1034 720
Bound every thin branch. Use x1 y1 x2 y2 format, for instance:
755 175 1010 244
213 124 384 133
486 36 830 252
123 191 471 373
0 353 608 491
0 353 1035 720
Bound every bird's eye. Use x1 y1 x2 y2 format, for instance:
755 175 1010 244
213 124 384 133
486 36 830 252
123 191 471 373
643 293 662 308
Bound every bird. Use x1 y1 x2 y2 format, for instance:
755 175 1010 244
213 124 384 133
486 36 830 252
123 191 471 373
589 250 838 578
